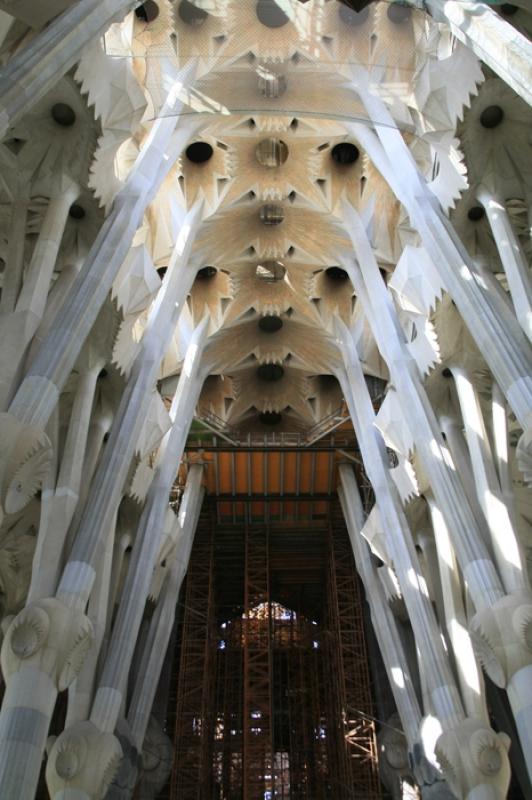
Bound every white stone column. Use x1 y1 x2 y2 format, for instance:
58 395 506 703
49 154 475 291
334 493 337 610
28 356 103 602
335 352 511 799
347 97 532 438
340 202 505 613
477 188 532 343
451 367 529 595
0 178 80 410
56 203 204 613
422 0 532 107
7 92 201 432
0 0 138 140
0 182 29 315
90 321 209 733
426 494 488 723
127 466 204 751
337 469 422 752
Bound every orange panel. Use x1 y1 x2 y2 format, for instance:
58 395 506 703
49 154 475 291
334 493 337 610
283 453 297 494
235 452 249 494
299 454 312 494
267 452 281 494
250 451 265 495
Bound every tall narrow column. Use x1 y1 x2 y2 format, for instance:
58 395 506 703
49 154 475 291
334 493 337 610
422 0 532 107
477 188 532 343
335 351 511 799
0 0 138 140
347 94 532 437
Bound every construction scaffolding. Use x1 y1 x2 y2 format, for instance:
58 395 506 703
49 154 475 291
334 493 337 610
167 499 381 799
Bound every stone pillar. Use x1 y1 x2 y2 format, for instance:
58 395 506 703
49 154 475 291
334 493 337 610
426 494 488 723
0 178 80 410
28 355 103 602
7 90 201 432
451 367 529 595
336 352 511 799
89 322 209 733
477 188 532 343
0 0 138 140
0 598 94 800
422 0 532 107
347 94 532 438
127 466 204 750
56 204 204 613
340 202 505 613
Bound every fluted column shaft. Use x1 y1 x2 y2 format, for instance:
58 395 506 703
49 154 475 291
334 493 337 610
341 202 504 611
477 188 532 343
90 321 209 732
127 467 205 751
338 467 422 751
56 204 203 612
347 92 532 435
7 72 201 431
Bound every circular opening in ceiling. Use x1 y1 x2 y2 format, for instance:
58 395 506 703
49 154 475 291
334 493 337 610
256 0 290 28
500 3 518 14
467 206 485 222
196 266 217 280
331 142 360 165
69 204 85 220
387 1 411 23
259 411 282 425
186 141 214 164
480 105 504 129
442 367 452 378
258 316 283 333
135 1 159 22
257 363 285 382
258 72 287 98
325 266 349 282
256 261 286 281
339 3 370 26
51 103 76 127
256 138 289 168
178 0 208 25
259 204 285 225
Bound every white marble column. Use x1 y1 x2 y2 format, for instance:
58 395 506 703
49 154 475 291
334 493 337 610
422 0 532 107
346 92 532 438
0 0 138 140
477 187 532 343
451 367 529 595
127 466 204 751
340 202 505 613
335 349 511 799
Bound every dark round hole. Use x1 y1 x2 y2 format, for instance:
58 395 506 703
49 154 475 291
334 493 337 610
69 204 85 220
318 374 339 390
259 411 282 426
325 266 349 282
387 1 411 23
339 2 370 26
157 266 167 278
468 206 485 222
500 4 518 15
257 363 285 382
51 103 76 127
442 367 452 378
186 141 214 164
178 0 208 25
98 368 108 380
331 142 360 165
196 266 217 280
259 204 284 225
258 316 283 333
256 0 290 28
480 105 504 129
135 1 159 22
